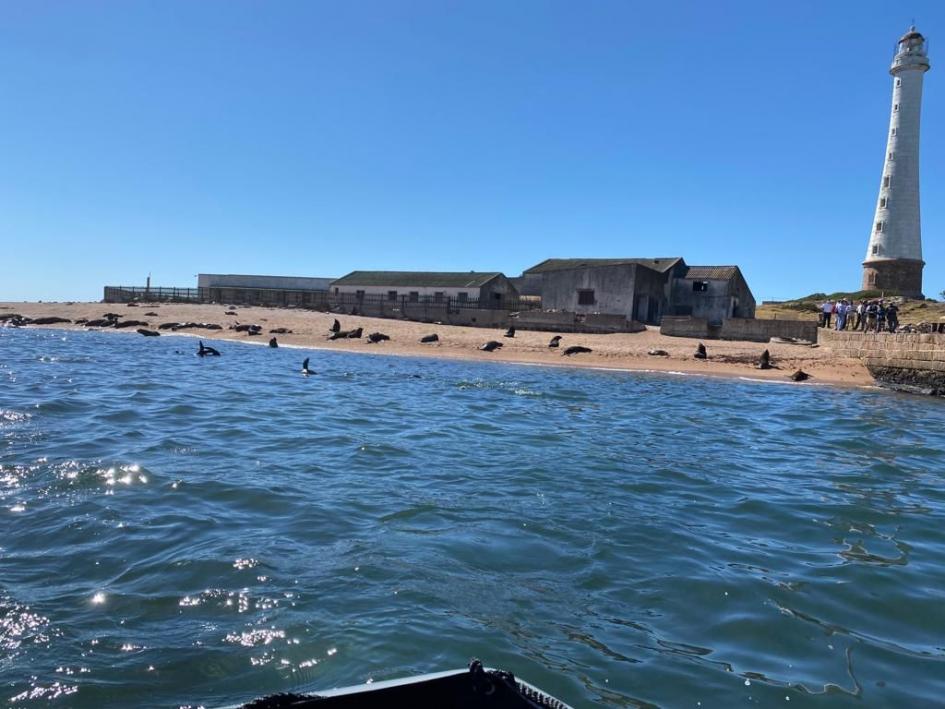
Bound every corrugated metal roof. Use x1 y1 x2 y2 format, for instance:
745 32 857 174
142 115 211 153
331 271 503 288
523 258 683 274
682 266 740 280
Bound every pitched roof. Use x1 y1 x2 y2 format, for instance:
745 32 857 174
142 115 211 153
523 258 683 275
331 271 503 288
682 266 740 280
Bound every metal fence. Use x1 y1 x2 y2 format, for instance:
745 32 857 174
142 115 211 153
103 285 542 312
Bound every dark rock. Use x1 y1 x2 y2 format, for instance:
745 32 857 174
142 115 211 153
868 366 945 396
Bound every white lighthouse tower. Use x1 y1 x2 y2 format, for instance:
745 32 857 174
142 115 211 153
862 26 930 297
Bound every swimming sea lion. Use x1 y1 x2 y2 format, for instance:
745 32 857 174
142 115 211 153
420 334 439 343
563 345 592 356
504 326 516 338
367 332 390 343
197 341 221 357
301 357 315 375
694 343 707 360
269 337 278 348
137 328 160 337
480 341 503 352
757 349 772 370
548 335 561 348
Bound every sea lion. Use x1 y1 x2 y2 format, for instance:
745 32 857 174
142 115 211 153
114 320 150 329
144 312 159 316
85 318 115 328
301 357 315 375
563 345 592 356
269 337 278 348
328 330 348 340
197 341 221 357
225 311 237 316
504 326 516 338
269 328 292 334
126 302 139 307
648 349 669 356
420 334 439 343
103 313 122 320
137 329 160 337
31 317 71 325
548 335 561 348
480 341 503 352
331 319 341 333
367 332 390 343
694 343 707 360
757 349 772 370
790 370 810 382
346 327 363 339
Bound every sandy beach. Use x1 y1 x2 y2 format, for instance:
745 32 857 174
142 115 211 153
0 301 873 388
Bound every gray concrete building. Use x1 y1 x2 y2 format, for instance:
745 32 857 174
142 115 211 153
522 258 755 325
330 271 518 306
197 273 334 306
669 265 756 322
522 258 684 324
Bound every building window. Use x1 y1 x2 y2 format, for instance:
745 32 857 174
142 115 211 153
355 290 365 299
433 291 444 303
387 290 397 301
408 291 419 303
883 175 890 188
692 281 709 293
868 272 876 286
872 244 879 255
888 152 895 160
880 197 887 208
891 128 897 136
875 221 884 232
577 289 595 305
894 104 899 112
896 78 901 87
457 292 468 302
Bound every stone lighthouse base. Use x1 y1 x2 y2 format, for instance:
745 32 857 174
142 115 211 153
861 258 924 297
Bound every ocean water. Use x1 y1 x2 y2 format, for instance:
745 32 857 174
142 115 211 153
1 328 945 708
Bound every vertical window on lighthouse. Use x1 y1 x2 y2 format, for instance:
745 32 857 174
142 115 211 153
872 245 879 255
896 78 901 87
891 128 897 136
875 221 884 233
894 104 900 112
883 175 891 188
880 197 887 208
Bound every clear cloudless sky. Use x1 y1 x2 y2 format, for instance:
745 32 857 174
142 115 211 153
1 0 943 301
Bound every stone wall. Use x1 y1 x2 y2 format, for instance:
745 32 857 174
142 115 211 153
819 329 945 394
514 311 646 334
660 316 818 343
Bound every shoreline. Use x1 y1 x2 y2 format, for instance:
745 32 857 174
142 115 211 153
0 302 874 390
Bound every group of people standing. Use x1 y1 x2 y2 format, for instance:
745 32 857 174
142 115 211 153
820 299 899 333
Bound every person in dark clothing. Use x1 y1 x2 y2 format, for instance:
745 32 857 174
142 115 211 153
876 302 887 333
886 303 899 332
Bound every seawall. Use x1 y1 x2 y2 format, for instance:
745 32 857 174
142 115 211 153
660 316 818 343
819 329 945 395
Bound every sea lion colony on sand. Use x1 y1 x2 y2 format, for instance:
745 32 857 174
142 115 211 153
7 313 814 383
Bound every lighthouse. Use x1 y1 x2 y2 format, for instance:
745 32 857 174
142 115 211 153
862 27 931 297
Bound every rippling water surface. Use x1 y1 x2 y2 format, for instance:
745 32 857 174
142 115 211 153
2 328 945 707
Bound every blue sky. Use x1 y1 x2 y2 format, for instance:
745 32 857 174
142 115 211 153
2 1 943 302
